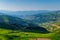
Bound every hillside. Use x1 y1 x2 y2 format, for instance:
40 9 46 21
0 10 60 40
0 14 49 33
20 11 60 32
22 11 60 23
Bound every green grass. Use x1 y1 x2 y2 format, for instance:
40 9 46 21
0 28 59 40
50 30 60 40
0 28 52 40
0 22 60 40
0 29 60 40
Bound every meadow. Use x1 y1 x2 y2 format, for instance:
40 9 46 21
0 28 60 40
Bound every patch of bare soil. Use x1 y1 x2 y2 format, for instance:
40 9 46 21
30 38 51 40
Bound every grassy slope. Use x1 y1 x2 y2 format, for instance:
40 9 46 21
0 28 53 40
0 22 60 40
0 28 59 40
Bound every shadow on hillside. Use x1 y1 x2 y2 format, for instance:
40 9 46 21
0 23 50 34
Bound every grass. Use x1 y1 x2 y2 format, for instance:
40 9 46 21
50 30 60 40
0 29 60 40
0 28 52 40
0 28 59 40
0 21 60 40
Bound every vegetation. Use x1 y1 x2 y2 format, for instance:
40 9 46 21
0 29 52 40
0 27 60 40
0 11 60 40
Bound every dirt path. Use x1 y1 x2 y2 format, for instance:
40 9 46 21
30 38 51 40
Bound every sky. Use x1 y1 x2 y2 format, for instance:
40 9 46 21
0 0 60 11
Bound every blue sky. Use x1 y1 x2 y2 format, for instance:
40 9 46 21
0 0 60 11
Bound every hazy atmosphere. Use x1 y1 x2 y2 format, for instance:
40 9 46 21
0 0 60 11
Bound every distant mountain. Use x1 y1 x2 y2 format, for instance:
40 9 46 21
0 10 50 18
0 10 60 33
22 11 60 23
0 14 49 33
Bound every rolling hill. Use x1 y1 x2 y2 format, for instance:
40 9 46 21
0 10 60 33
0 10 60 40
0 14 49 33
22 11 60 23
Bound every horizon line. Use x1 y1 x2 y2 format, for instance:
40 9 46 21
0 9 60 11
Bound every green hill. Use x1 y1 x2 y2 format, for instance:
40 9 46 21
0 15 49 33
0 11 60 40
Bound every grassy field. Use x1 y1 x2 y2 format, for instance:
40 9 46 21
0 28 60 40
0 29 51 40
0 22 60 40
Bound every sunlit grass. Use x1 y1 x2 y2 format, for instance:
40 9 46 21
0 22 60 40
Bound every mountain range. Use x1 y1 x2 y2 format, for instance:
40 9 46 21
0 10 60 33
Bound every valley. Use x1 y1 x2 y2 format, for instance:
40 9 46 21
0 10 60 40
